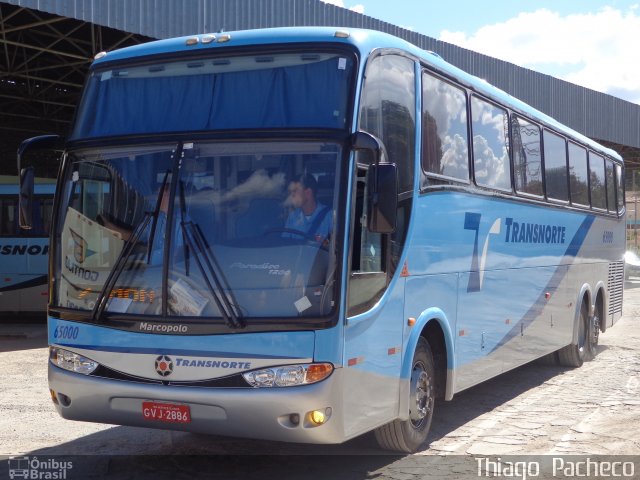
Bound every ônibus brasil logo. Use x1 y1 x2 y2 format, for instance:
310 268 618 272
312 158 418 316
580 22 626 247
155 355 173 377
8 456 72 479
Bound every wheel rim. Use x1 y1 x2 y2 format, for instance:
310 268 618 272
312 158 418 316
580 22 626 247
577 309 587 356
409 360 433 429
591 314 600 347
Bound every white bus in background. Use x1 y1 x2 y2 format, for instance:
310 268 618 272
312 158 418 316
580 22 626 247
0 176 54 316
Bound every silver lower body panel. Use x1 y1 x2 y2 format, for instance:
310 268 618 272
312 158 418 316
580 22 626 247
49 364 346 444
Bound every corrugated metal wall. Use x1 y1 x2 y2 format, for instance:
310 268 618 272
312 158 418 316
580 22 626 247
5 0 640 149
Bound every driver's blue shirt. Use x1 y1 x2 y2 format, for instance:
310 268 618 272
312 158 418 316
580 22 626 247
284 203 332 243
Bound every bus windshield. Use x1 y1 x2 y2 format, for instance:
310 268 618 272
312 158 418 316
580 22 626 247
55 140 341 322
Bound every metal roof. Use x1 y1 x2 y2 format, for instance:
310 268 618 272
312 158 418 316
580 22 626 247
2 0 640 165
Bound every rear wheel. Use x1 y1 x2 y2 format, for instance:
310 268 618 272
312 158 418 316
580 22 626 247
558 302 589 367
586 303 601 360
374 337 435 453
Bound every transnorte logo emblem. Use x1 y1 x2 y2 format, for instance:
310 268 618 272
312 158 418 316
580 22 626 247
155 355 173 377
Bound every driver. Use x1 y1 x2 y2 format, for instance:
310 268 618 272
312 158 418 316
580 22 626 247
283 174 332 244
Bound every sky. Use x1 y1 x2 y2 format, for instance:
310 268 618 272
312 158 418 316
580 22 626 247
321 0 640 105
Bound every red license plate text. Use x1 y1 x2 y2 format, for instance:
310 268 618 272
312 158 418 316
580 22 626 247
142 401 191 423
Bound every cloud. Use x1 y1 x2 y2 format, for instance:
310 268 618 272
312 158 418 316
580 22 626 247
473 134 509 189
320 0 365 14
439 7 640 105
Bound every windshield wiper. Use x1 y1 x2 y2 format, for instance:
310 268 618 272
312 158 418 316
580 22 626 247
91 172 172 321
181 219 244 329
91 212 152 321
146 170 170 264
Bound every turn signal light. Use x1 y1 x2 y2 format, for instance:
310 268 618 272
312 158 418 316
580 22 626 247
305 363 333 383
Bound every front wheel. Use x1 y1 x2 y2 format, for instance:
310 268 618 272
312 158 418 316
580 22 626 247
374 337 435 453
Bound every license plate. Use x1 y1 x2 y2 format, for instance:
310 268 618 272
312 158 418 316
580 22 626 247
142 401 191 423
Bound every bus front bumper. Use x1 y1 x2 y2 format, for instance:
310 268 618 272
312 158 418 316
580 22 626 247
48 363 346 444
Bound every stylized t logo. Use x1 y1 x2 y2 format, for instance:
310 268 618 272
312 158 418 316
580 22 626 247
464 213 501 292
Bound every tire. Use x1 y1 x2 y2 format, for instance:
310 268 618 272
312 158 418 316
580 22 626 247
558 302 588 367
374 337 435 453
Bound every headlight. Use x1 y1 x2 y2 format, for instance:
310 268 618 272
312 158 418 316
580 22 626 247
50 346 99 375
243 363 333 387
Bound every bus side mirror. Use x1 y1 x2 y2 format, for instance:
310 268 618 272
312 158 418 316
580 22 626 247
17 134 61 230
352 131 398 234
365 163 398 234
19 166 34 230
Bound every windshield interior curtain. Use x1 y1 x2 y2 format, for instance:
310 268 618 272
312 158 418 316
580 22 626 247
73 57 349 139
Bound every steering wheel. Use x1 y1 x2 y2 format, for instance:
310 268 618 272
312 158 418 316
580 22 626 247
264 227 330 252
264 227 319 242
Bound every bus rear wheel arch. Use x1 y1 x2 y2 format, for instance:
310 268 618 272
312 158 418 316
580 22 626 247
374 337 435 453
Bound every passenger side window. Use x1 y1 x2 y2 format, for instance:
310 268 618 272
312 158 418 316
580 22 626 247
568 142 589 206
0 198 17 236
29 197 54 236
421 71 469 181
543 131 568 201
512 116 543 196
589 153 606 210
616 163 625 214
605 159 616 213
471 96 511 191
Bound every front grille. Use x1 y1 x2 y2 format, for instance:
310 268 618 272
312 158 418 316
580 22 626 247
608 261 624 315
91 365 251 388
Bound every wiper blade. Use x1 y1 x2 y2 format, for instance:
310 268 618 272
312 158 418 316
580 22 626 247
181 221 244 329
91 212 152 321
92 171 172 321
146 170 171 264
179 180 190 275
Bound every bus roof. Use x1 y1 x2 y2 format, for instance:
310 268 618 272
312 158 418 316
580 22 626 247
92 27 621 163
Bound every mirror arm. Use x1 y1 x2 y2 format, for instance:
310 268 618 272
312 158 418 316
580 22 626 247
17 134 61 174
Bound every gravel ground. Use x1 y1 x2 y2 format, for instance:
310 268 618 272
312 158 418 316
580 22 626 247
1 282 639 478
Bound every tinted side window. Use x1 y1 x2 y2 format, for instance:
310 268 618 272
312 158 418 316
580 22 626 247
421 71 469 181
359 55 415 193
32 197 54 236
568 142 589 206
471 96 511 190
543 131 568 201
0 198 17 236
512 116 542 196
605 159 616 213
589 152 606 209
41 198 54 235
616 163 625 213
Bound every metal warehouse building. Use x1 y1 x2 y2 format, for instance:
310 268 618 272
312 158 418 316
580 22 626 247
2 0 640 180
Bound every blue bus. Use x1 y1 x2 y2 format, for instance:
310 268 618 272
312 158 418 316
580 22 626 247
0 176 54 316
19 28 625 452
